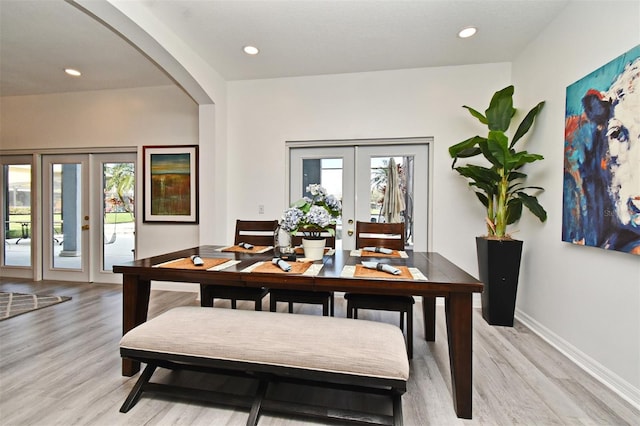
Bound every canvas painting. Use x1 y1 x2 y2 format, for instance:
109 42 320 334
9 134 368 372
143 145 198 223
563 45 639 255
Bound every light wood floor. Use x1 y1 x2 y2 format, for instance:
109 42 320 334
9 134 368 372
1 278 638 426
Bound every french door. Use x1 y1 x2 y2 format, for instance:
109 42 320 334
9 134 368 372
42 153 135 283
289 140 430 251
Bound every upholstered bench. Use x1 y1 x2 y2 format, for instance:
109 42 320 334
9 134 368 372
119 306 409 426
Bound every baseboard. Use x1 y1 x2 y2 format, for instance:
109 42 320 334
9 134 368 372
515 308 640 411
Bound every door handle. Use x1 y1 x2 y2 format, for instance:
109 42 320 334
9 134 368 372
81 225 89 231
347 229 353 236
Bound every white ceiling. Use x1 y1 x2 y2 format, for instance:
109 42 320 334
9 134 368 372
0 0 571 97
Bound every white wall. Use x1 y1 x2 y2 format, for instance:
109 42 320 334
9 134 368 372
225 5 640 404
227 63 511 268
512 1 639 406
0 85 201 259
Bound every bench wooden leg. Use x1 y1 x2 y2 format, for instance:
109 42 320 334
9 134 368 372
407 306 413 360
247 380 269 426
393 393 403 426
269 296 276 312
330 294 335 316
120 363 157 413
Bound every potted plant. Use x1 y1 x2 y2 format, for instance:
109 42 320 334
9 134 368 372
448 85 547 326
281 184 342 260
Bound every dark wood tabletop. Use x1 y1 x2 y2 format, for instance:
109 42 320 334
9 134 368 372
113 245 482 419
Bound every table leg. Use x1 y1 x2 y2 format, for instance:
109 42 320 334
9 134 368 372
122 274 150 376
422 296 436 341
445 292 473 419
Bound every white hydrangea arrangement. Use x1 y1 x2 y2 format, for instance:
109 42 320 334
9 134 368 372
281 184 342 239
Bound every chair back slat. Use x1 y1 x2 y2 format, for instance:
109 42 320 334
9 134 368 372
234 220 279 246
355 221 405 251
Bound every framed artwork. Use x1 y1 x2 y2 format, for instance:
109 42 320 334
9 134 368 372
563 44 639 255
143 145 199 223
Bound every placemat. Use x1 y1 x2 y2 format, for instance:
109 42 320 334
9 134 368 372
353 264 413 279
155 257 230 270
361 249 403 258
251 261 314 275
219 245 272 253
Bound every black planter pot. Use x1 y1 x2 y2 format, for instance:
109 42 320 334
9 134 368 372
476 237 523 326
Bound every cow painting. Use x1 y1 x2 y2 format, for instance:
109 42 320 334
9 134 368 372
563 46 640 255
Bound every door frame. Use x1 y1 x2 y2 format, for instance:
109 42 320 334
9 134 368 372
91 152 136 284
0 148 137 282
0 154 36 279
286 137 434 251
42 154 91 282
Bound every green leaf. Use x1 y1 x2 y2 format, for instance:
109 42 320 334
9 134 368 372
485 136 510 168
475 192 490 208
463 106 488 124
506 198 523 224
293 198 307 208
473 182 497 199
506 171 527 181
448 136 485 158
512 101 545 147
455 165 499 185
478 139 501 168
486 86 516 132
507 151 544 170
517 192 547 222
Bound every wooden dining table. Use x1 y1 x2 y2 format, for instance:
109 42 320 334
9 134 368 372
113 245 483 419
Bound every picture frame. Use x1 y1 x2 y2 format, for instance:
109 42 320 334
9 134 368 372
143 145 199 223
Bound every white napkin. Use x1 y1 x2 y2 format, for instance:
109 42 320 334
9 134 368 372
272 257 291 272
363 246 393 254
238 242 254 249
190 255 204 266
362 261 400 275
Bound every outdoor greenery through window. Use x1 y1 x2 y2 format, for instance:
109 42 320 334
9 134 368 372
103 162 135 271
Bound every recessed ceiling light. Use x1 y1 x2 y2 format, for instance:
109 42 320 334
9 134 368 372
64 68 82 77
243 45 259 55
458 27 477 39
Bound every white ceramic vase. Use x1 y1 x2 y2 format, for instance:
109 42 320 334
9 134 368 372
302 238 326 261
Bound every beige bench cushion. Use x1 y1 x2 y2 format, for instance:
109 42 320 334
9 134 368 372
120 306 409 382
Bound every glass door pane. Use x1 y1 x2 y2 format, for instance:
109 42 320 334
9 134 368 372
290 146 355 249
2 163 32 267
102 161 135 271
356 145 429 251
52 163 83 269
301 157 344 242
368 156 414 248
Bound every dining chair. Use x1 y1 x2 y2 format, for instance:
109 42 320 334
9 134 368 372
269 224 336 316
344 221 415 358
200 219 278 311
